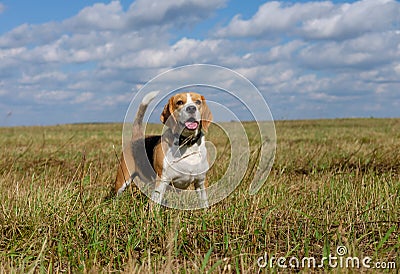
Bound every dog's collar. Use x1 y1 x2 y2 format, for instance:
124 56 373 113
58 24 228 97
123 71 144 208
174 131 202 146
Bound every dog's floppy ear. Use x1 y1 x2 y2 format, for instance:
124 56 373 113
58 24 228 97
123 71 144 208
201 95 213 132
160 96 177 130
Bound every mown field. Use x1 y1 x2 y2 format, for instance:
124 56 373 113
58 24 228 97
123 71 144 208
0 119 399 273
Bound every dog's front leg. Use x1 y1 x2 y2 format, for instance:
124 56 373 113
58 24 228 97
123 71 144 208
117 179 131 195
151 178 169 205
195 179 209 208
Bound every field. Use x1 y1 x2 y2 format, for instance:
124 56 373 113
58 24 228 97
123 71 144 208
0 119 399 272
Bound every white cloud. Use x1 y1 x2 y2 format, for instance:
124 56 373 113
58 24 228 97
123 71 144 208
103 37 223 69
298 31 400 70
34 90 73 103
19 72 67 85
126 0 226 27
74 92 94 104
0 0 226 68
217 0 400 40
64 1 125 32
96 92 133 107
0 22 62 48
0 3 4 14
302 0 400 40
394 64 400 75
1 0 400 125
0 47 26 59
216 1 334 38
62 0 227 33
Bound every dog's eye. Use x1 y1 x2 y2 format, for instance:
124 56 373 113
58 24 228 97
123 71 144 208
195 100 202 105
176 100 184 106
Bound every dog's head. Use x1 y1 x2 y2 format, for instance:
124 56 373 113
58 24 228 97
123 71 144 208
160 92 212 135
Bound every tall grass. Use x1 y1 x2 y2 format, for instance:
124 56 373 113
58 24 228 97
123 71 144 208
0 119 399 272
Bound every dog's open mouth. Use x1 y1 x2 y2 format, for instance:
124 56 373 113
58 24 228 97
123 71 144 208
184 118 199 130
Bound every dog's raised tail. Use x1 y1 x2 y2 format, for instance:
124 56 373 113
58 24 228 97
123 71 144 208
132 91 159 141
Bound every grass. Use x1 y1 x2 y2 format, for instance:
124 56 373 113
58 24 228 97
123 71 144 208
0 119 399 272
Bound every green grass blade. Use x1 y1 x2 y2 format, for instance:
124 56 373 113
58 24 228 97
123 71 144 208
376 225 396 253
200 246 214 273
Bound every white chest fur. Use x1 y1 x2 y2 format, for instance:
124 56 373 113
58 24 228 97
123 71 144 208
161 136 209 189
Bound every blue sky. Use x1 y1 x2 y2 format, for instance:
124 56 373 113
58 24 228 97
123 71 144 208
0 0 399 126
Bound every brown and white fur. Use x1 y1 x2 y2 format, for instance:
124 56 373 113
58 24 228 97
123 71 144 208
114 91 213 207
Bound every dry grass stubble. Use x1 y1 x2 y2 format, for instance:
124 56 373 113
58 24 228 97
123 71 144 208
0 119 399 272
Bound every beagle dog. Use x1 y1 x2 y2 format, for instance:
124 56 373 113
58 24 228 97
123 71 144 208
114 91 213 207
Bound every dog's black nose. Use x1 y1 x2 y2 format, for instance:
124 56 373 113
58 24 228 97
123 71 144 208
186 105 196 114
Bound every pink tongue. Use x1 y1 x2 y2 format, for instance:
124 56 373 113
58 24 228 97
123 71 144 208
185 121 198 130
